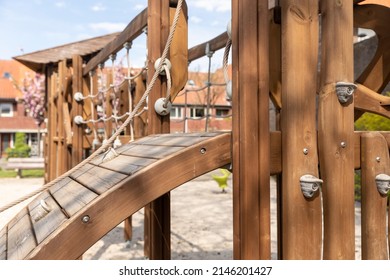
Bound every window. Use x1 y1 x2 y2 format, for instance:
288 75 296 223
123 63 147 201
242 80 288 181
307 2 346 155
190 107 205 119
0 103 13 117
170 107 182 119
215 108 230 118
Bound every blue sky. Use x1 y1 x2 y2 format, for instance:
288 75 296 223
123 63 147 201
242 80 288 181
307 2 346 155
0 0 231 72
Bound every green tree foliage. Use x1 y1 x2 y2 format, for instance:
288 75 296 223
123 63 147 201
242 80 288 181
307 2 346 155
6 132 31 158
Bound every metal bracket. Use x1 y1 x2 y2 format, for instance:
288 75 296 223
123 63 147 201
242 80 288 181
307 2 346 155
375 174 390 195
154 97 172 116
335 82 356 104
300 174 323 198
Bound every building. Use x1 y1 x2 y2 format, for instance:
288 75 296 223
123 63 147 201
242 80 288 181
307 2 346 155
0 60 43 158
170 66 232 133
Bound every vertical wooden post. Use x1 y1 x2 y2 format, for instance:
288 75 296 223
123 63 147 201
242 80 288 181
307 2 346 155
146 0 171 260
58 60 67 176
232 0 270 259
71 55 84 167
281 0 322 259
47 66 57 182
361 132 389 260
318 0 355 259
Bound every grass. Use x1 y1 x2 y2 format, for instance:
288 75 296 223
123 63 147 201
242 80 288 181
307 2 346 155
0 168 44 178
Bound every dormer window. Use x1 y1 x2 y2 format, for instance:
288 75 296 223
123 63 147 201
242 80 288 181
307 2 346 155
0 103 13 117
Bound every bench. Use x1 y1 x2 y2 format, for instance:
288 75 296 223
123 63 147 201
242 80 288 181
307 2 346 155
5 157 44 178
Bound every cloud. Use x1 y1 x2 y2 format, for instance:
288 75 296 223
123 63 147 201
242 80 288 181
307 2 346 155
190 16 202 24
91 3 106 12
187 0 231 12
89 22 126 33
55 1 66 8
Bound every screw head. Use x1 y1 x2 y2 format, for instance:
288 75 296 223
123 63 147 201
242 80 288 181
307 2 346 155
376 157 381 162
200 148 206 154
340 142 347 148
82 215 90 224
303 148 309 155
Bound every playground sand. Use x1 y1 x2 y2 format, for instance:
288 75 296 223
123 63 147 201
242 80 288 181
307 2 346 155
0 174 362 260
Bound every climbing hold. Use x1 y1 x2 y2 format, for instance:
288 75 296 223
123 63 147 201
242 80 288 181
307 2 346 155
154 97 172 116
154 58 171 76
300 174 323 198
375 174 390 195
335 82 356 104
73 92 84 102
74 115 84 125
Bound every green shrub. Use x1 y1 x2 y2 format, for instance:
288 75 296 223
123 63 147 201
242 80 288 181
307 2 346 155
6 132 31 158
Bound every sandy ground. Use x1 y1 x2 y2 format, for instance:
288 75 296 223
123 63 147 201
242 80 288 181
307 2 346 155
0 173 362 259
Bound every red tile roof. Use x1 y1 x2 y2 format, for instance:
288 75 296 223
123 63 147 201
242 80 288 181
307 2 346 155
0 60 34 99
0 116 40 132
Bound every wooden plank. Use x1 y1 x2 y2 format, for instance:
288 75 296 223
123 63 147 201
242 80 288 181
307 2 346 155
169 6 188 101
281 0 322 259
188 32 229 63
0 227 6 260
71 55 84 166
63 103 72 146
7 208 36 260
318 0 355 259
232 0 270 259
83 8 148 76
27 133 231 259
361 132 389 259
50 177 98 217
135 135 207 147
122 145 182 159
48 68 58 181
70 163 127 194
99 155 156 175
28 191 68 244
58 60 68 176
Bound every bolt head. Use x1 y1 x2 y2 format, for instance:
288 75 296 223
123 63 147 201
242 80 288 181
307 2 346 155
82 215 90 223
303 148 309 155
340 142 347 148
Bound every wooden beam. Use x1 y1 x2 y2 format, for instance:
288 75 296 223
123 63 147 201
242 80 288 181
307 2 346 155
281 0 322 259
71 55 84 166
188 32 229 63
146 0 171 260
354 83 390 119
83 9 148 76
361 132 389 259
232 0 270 259
318 0 355 259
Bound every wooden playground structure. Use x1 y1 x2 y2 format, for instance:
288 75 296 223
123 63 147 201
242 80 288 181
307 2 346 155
1 0 390 260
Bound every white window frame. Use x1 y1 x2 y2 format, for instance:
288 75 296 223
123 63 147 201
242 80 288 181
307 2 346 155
215 107 230 119
190 107 205 119
170 106 182 119
0 103 13 117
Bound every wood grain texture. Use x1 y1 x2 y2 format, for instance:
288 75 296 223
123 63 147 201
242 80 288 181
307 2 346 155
24 133 231 259
360 132 389 259
7 208 36 260
28 191 68 244
0 227 6 260
318 0 356 259
281 0 322 259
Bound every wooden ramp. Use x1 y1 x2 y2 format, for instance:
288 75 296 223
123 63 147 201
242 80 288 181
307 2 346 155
0 132 231 260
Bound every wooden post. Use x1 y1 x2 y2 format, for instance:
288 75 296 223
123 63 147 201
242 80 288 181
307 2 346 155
318 0 355 259
146 0 171 260
232 0 270 259
71 55 84 167
361 132 389 259
47 66 57 182
58 60 68 176
281 0 322 259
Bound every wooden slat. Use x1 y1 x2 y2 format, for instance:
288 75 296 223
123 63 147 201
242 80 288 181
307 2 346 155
281 0 322 259
62 103 72 146
135 135 208 147
83 8 148 76
318 0 356 259
0 227 6 260
361 132 389 259
28 192 68 244
50 177 98 217
122 145 183 159
71 164 127 194
99 155 156 175
7 208 36 260
169 6 188 101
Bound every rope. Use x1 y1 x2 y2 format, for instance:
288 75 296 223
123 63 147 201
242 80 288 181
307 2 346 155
223 39 232 85
0 0 184 214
